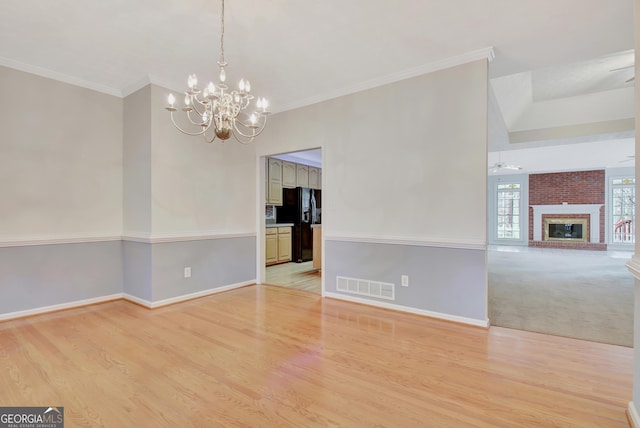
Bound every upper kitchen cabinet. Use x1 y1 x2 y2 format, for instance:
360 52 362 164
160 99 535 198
282 161 297 188
308 167 320 189
296 164 309 188
267 158 283 205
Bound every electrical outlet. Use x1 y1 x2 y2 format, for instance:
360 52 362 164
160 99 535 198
401 275 409 287
184 267 191 278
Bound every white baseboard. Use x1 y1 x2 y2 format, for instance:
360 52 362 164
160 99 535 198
629 402 639 428
0 293 124 321
0 281 256 321
323 292 489 328
123 280 255 309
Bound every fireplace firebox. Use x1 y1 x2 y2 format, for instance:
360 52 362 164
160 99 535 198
543 218 588 242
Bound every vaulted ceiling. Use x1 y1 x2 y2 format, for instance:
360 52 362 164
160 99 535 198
0 1 634 172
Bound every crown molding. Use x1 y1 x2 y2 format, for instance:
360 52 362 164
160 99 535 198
274 46 495 114
1 46 494 108
121 74 181 97
0 55 122 97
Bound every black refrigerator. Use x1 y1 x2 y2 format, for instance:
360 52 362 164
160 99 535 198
277 187 321 263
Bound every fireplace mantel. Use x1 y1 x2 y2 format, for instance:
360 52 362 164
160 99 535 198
531 204 602 242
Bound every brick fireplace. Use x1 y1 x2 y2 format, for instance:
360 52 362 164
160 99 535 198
529 170 606 250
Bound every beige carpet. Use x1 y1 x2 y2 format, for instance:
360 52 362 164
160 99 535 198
488 246 634 347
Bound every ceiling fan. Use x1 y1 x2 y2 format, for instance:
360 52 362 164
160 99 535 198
489 153 522 173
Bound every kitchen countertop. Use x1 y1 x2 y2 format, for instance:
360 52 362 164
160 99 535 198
266 223 294 228
311 224 322 228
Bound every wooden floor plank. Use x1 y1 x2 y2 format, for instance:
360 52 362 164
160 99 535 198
0 285 632 427
265 261 321 293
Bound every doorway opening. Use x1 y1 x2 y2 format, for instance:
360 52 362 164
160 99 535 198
262 148 323 294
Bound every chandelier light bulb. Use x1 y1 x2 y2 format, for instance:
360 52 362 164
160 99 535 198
245 80 251 92
256 98 262 109
249 113 257 125
167 93 175 107
188 74 198 89
239 79 245 92
184 94 190 106
207 82 215 95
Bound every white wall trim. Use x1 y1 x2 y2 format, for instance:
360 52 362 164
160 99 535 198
628 402 639 428
0 232 255 247
0 293 123 321
0 281 256 321
123 280 254 308
324 234 486 251
0 234 122 248
122 231 256 244
626 257 640 281
274 46 495 113
323 292 490 328
0 55 122 97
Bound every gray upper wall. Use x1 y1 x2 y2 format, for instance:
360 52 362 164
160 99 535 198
0 65 123 240
256 59 489 245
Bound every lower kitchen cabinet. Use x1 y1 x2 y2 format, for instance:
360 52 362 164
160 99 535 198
266 226 292 265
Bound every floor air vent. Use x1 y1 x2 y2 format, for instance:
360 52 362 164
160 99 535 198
336 276 395 301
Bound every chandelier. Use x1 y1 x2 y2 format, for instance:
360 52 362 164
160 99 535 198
165 0 270 144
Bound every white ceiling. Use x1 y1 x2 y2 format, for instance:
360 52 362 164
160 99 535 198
531 50 634 102
489 138 635 176
0 1 634 174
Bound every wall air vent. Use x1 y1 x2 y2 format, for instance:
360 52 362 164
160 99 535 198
336 276 395 301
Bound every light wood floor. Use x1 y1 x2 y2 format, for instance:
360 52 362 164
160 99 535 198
0 285 632 427
265 261 321 293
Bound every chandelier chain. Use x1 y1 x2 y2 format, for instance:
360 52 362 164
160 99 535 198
220 0 225 64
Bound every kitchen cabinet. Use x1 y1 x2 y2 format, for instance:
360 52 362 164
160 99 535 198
308 167 320 189
296 164 309 187
265 228 278 264
312 225 322 270
267 158 283 205
282 161 297 188
277 227 291 262
266 226 292 265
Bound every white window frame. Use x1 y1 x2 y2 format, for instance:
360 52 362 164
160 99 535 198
488 174 529 246
606 167 635 249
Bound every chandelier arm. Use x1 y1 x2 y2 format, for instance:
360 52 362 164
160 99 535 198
169 112 208 136
229 129 256 144
189 100 206 117
202 128 218 143
232 118 267 139
186 109 208 126
235 113 267 129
